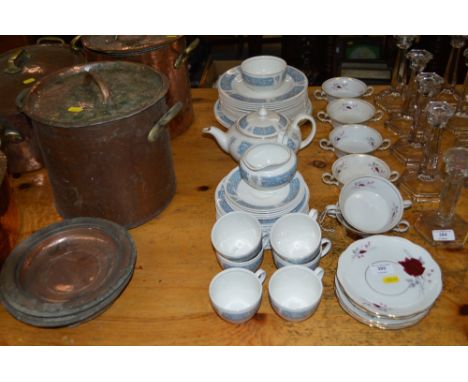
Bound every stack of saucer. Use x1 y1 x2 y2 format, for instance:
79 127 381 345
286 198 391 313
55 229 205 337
215 143 309 248
335 235 443 329
214 56 312 128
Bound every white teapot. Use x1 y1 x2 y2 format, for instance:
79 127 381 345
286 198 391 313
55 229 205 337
203 107 317 161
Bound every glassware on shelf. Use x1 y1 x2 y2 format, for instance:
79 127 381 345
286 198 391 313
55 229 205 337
399 101 455 203
414 146 468 248
436 36 466 106
448 48 468 139
385 49 433 137
391 72 444 168
375 36 417 114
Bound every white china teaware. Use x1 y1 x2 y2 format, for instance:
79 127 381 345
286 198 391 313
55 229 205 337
269 209 332 265
239 143 297 190
209 268 266 324
268 265 324 321
240 55 287 91
215 246 264 272
319 124 391 157
322 154 400 187
317 98 383 128
272 245 329 270
325 175 412 234
204 107 316 161
211 211 262 262
314 77 374 101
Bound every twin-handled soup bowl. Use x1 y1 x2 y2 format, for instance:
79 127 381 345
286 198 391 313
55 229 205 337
314 77 374 102
240 55 287 91
268 265 324 321
321 154 400 187
319 124 391 157
327 175 412 234
209 268 266 324
239 143 297 190
317 98 383 128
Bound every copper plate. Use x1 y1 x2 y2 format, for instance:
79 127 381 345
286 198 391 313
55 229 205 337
0 217 136 324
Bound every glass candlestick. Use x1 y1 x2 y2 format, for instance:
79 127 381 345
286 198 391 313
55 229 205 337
375 36 417 113
400 101 455 203
392 72 444 168
436 36 466 106
448 47 468 139
385 49 433 136
414 147 468 248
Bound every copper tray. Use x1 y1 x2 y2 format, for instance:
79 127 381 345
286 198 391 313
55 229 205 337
0 217 136 326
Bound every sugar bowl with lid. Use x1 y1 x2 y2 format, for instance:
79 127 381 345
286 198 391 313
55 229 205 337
203 107 316 161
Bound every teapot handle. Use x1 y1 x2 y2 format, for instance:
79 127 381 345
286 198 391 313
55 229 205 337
290 113 317 150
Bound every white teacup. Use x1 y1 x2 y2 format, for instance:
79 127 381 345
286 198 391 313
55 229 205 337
322 154 400 187
240 55 287 91
272 244 330 270
269 209 332 265
216 246 264 272
319 124 391 157
314 77 374 102
209 268 266 324
328 175 412 234
268 265 324 321
239 143 297 190
211 211 262 262
317 98 383 128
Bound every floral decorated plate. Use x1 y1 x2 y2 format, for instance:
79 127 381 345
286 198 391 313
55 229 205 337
336 235 442 318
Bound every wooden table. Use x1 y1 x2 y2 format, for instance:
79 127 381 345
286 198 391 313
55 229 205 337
0 87 466 345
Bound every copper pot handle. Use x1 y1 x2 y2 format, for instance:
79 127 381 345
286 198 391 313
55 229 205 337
36 36 66 45
0 116 24 143
4 49 30 74
148 102 183 142
71 35 82 52
174 38 200 69
85 71 111 104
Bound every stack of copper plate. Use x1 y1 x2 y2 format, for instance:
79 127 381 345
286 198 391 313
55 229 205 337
0 217 136 327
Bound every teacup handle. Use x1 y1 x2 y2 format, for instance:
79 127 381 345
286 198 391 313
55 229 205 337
322 173 340 186
320 238 332 258
392 220 410 233
313 89 327 100
378 139 392 151
319 139 334 151
317 111 332 124
308 208 319 220
318 205 339 233
389 171 400 183
255 269 267 284
291 113 317 150
403 200 412 209
324 204 340 217
370 109 384 122
314 267 325 281
363 86 374 97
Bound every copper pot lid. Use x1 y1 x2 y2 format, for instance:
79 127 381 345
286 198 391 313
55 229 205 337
81 35 182 55
0 43 84 116
0 217 136 325
22 61 168 128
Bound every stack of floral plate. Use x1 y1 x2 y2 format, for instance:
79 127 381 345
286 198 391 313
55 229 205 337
215 167 309 248
215 65 312 128
335 235 443 330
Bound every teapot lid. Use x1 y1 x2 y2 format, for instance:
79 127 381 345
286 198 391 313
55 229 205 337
237 107 288 138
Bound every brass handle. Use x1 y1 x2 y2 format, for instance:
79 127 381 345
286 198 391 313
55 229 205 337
70 35 82 52
0 118 24 143
174 38 200 69
148 102 183 142
36 36 65 45
4 49 29 74
85 71 111 104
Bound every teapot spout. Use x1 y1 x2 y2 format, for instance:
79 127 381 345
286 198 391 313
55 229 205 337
202 126 229 153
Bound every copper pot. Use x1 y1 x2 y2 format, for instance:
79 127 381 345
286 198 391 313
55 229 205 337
73 35 198 139
0 37 84 174
22 61 180 228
